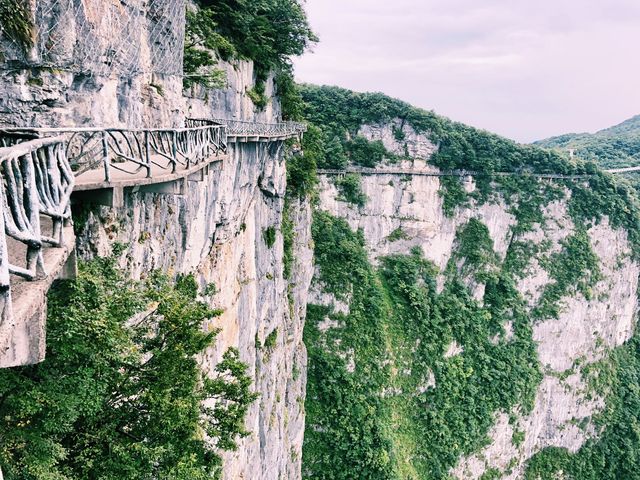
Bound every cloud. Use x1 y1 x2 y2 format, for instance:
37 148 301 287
295 0 640 142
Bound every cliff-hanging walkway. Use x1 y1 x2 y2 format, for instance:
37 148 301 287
0 118 635 367
0 118 305 367
317 165 631 179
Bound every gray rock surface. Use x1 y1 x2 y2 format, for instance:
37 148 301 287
75 139 312 480
317 121 640 479
1 3 311 478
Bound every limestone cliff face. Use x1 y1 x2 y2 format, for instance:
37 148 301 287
0 2 311 478
0 0 280 127
63 58 309 480
0 0 185 128
76 139 312 479
313 121 639 479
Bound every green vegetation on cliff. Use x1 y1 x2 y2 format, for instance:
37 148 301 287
300 83 640 478
0 258 257 480
304 205 620 479
335 173 367 207
303 212 553 479
185 0 316 107
0 0 33 57
300 84 591 175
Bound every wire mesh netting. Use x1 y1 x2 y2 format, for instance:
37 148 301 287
3 0 185 77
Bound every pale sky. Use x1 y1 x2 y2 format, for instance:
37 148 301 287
294 0 640 143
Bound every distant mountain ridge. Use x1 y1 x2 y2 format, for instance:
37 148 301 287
534 114 640 169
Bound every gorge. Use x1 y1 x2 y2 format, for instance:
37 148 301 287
0 2 639 480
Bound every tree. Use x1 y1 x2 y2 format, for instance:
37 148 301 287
322 136 348 169
0 259 258 480
183 9 230 88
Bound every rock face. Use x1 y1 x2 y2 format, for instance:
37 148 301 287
314 123 640 479
0 0 185 128
1 3 309 478
76 139 312 479
185 59 281 122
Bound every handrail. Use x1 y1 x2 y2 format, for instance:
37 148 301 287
1 124 228 182
0 117 305 185
0 118 305 356
0 136 74 282
317 167 594 180
604 166 640 174
1 125 221 134
193 118 307 138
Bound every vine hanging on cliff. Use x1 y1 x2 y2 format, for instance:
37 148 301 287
0 0 34 57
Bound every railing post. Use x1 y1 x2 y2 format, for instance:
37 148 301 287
0 182 12 286
185 131 191 169
0 181 13 359
171 131 178 173
144 131 151 178
101 131 111 182
46 145 63 247
23 153 45 279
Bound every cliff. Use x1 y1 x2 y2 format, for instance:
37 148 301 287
0 2 312 478
2 3 639 479
302 87 640 479
65 52 312 480
74 138 310 479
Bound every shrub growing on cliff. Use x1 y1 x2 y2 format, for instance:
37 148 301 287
287 139 319 199
322 135 348 169
336 173 367 207
346 137 391 167
0 0 33 56
247 83 269 109
183 9 229 89
195 0 317 73
263 226 277 248
0 258 257 479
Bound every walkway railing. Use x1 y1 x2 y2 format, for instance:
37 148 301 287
1 118 307 185
188 118 307 138
317 167 597 180
1 124 227 183
0 116 304 285
0 136 74 282
604 166 640 174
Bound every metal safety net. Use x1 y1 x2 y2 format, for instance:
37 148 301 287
3 0 185 77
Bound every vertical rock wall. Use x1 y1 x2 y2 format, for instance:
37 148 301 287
75 140 312 479
0 1 311 477
312 122 640 479
0 0 185 127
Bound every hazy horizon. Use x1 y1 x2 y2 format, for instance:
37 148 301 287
294 0 640 143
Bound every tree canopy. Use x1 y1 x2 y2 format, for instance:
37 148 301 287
185 0 317 95
0 258 257 480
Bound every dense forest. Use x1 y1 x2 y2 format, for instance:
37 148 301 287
300 85 640 479
535 115 640 169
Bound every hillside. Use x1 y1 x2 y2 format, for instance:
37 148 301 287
301 84 640 480
534 115 640 169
